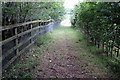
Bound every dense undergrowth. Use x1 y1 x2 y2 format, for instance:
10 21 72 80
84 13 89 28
71 2 120 58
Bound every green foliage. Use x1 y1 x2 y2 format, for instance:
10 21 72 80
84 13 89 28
71 2 120 77
2 2 65 26
35 32 53 47
71 2 120 57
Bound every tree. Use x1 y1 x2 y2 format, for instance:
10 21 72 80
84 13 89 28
71 2 120 57
2 2 65 26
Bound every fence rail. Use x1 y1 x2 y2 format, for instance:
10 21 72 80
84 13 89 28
1 20 60 71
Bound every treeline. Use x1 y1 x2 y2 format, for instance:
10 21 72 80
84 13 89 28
71 2 120 57
2 2 65 26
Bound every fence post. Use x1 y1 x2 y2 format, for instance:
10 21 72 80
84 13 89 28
39 22 41 32
39 22 41 26
15 27 18 55
116 47 119 57
30 23 33 43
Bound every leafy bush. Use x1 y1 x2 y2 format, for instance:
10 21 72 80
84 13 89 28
71 2 120 57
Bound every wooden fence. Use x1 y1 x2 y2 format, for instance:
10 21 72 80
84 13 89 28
1 20 60 71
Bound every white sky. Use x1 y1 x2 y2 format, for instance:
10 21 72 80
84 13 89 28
63 0 83 9
61 14 71 26
61 0 83 26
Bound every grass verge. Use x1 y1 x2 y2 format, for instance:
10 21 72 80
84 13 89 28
76 28 120 78
2 31 53 78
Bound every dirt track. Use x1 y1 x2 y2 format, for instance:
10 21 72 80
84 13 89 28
33 25 110 78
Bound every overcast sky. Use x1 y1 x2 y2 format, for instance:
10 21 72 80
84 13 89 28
63 0 83 9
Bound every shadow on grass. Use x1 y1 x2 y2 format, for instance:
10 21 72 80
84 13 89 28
84 36 120 78
72 25 120 78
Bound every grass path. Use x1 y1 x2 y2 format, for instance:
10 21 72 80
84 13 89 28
3 24 115 78
33 25 112 78
34 25 92 78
